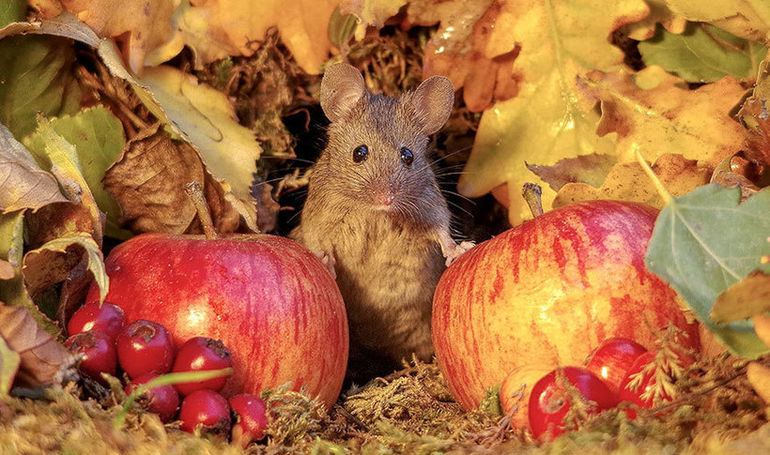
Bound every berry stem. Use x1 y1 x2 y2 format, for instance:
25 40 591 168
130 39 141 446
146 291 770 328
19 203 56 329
184 182 218 239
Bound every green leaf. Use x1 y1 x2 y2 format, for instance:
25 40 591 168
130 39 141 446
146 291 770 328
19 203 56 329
0 0 25 28
0 35 81 139
0 211 60 336
24 107 129 239
645 184 770 358
639 23 767 83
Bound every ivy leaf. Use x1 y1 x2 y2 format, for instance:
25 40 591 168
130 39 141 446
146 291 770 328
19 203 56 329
645 184 770 359
639 23 767 83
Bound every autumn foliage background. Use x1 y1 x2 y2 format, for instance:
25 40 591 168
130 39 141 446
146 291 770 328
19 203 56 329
3 0 770 452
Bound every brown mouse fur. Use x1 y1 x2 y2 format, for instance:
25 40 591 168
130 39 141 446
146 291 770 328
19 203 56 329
291 63 470 378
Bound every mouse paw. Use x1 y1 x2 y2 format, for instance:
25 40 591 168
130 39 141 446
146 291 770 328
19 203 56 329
313 250 337 279
443 240 475 267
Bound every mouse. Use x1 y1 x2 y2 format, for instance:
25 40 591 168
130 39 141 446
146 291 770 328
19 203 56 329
290 62 472 379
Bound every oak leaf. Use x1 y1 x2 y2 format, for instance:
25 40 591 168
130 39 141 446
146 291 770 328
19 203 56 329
623 0 686 40
340 0 407 39
578 69 745 168
457 0 648 224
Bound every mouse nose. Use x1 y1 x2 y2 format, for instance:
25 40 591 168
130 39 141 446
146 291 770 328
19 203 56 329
373 188 394 206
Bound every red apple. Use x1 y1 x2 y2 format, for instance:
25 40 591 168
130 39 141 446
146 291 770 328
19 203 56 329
84 233 348 407
432 200 699 410
529 366 619 441
585 337 648 394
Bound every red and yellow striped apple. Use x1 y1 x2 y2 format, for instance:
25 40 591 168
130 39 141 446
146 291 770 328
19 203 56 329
85 233 348 408
432 200 698 412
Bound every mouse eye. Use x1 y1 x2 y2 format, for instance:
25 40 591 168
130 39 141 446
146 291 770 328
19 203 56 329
400 147 414 165
352 145 368 163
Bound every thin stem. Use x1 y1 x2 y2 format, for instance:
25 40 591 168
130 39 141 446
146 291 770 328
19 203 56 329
185 182 218 239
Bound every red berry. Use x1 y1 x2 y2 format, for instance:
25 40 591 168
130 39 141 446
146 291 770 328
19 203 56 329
68 302 125 340
229 393 268 447
116 320 174 378
529 366 619 441
585 337 648 394
64 330 117 383
619 351 673 416
125 373 180 423
178 389 231 435
172 337 233 396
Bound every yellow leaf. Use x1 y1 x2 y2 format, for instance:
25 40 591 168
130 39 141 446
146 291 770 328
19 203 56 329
134 65 261 231
711 272 770 323
666 0 770 42
174 0 338 74
747 361 770 404
755 314 770 349
578 69 746 168
56 0 177 74
458 0 648 224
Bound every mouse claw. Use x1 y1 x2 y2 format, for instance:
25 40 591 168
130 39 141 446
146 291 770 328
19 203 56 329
313 250 337 279
444 240 475 266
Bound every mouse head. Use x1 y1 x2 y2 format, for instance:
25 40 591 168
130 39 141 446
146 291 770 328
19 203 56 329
317 63 454 221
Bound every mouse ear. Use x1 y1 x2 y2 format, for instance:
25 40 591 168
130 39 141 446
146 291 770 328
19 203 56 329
320 63 367 122
411 76 454 135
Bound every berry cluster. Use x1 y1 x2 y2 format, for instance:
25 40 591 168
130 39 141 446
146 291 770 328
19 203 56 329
65 302 267 447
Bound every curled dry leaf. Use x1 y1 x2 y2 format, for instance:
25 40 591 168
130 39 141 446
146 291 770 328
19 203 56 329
737 59 770 165
0 304 73 388
340 0 407 39
554 154 711 209
22 233 109 308
0 123 67 214
251 182 280 234
103 123 240 235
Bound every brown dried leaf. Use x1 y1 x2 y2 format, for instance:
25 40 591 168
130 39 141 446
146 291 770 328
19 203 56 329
526 154 617 192
554 154 711 209
737 57 770 166
103 124 239 235
0 123 67 214
711 270 770 323
747 361 770 404
0 304 72 388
